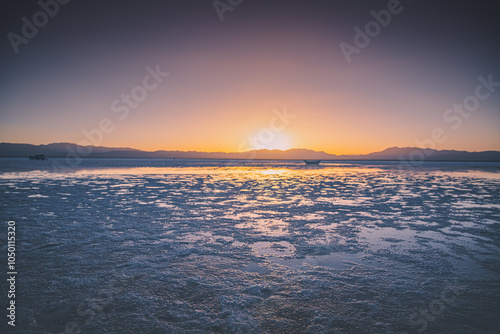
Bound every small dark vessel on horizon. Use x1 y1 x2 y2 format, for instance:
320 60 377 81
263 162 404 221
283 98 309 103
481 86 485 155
304 160 321 165
29 154 47 160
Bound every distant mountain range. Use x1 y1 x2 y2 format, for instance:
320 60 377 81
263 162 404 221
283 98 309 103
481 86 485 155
1 142 500 161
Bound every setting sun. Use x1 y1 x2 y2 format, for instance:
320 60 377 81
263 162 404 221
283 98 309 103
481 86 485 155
256 132 293 150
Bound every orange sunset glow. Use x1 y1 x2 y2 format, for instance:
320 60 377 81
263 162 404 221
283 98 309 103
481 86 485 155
1 0 499 155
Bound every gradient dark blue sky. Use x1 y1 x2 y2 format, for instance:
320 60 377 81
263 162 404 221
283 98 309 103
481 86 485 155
1 0 499 153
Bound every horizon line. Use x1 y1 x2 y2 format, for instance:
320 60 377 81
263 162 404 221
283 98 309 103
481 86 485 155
1 141 500 156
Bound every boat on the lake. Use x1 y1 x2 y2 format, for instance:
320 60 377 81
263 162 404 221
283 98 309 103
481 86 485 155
304 160 321 165
29 154 47 160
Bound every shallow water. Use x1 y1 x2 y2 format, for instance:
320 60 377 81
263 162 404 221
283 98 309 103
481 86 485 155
1 158 499 333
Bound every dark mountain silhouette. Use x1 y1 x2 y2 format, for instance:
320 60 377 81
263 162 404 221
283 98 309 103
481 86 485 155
0 142 499 161
361 147 500 161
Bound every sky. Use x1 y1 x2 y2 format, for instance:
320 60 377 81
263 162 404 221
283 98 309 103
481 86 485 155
1 0 499 154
